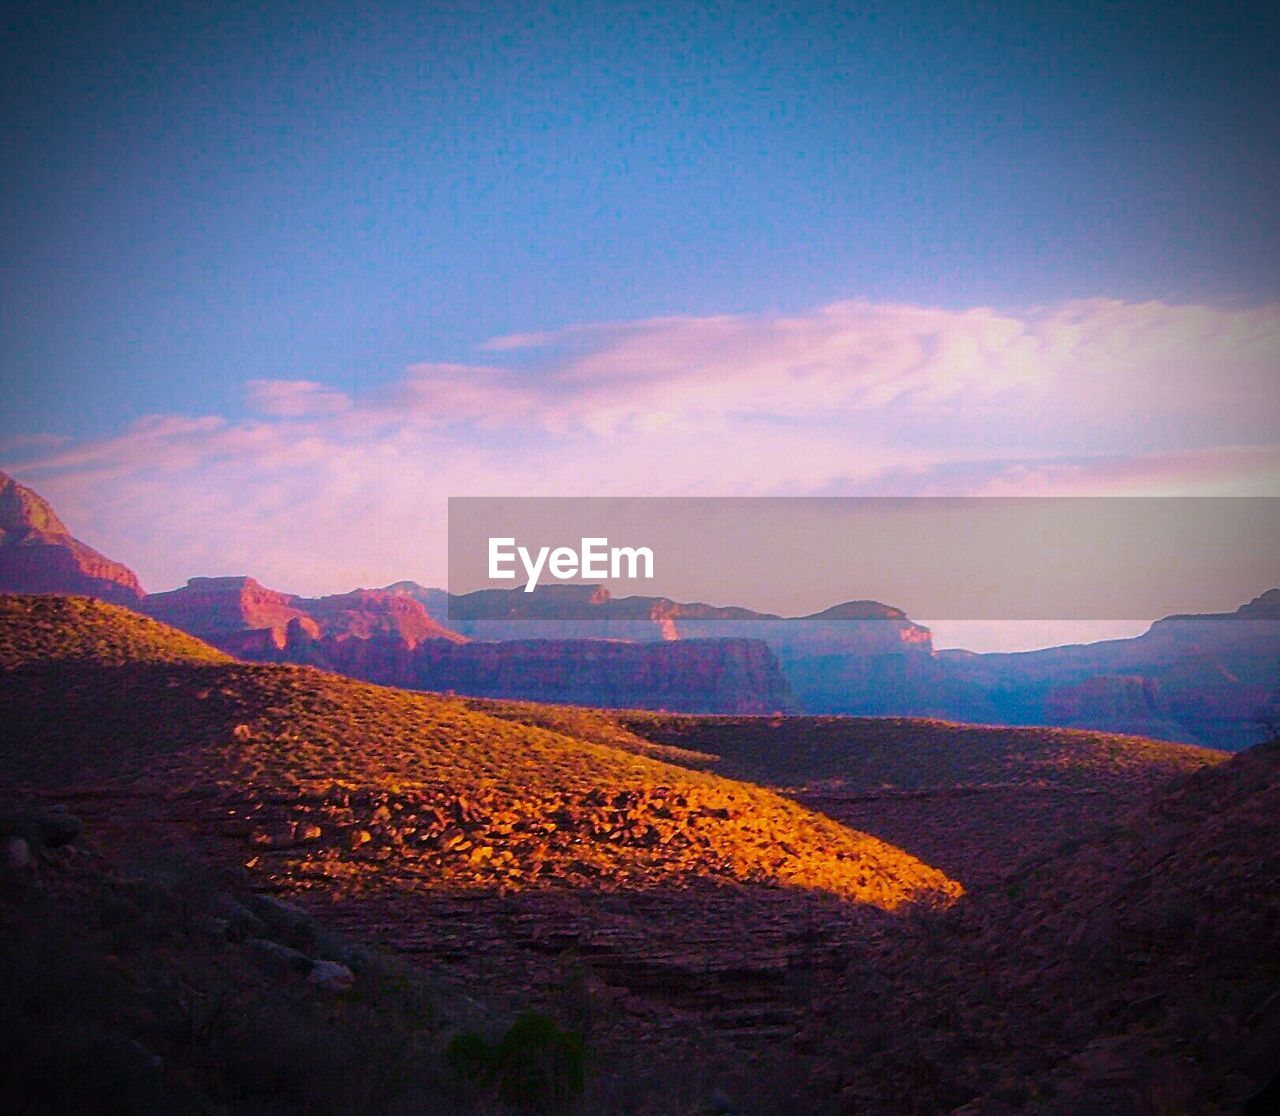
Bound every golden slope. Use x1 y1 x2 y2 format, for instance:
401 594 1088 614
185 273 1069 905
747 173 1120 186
0 594 230 667
0 595 958 910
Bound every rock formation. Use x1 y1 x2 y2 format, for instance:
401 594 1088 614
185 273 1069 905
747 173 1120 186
3 472 1275 743
412 637 797 713
140 577 464 656
0 471 142 602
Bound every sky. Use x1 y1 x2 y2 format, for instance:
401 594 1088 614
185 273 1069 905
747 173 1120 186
2 1 1278 648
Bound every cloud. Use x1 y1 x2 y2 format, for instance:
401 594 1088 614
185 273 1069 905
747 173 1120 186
472 297 1279 440
247 380 352 418
969 445 1280 497
5 296 1277 596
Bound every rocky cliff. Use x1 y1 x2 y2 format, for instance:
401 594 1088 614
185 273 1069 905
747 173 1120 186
939 596 1280 749
137 575 790 712
411 637 798 713
0 472 143 603
140 577 463 654
396 582 934 656
140 576 308 637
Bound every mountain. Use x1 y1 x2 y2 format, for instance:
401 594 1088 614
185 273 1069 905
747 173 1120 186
393 581 936 713
140 577 793 712
433 583 1277 747
140 576 464 650
138 576 473 681
401 582 1279 746
417 582 934 653
2 473 1273 743
940 590 1280 748
140 575 307 638
0 471 142 603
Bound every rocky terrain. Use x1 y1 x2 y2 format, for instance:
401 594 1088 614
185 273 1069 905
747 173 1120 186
0 596 956 910
4 592 1277 1112
471 708 1227 892
411 637 796 714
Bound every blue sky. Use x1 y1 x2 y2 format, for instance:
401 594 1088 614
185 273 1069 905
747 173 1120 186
2 1 1277 642
5 0 1277 437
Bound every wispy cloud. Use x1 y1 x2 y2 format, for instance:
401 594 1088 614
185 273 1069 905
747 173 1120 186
248 380 353 418
6 297 1277 595
971 445 1280 497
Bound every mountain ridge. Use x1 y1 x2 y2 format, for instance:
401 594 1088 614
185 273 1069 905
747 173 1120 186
3 473 1276 744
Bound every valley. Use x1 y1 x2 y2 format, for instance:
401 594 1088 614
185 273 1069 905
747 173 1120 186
3 594 1277 1112
1 474 1278 1111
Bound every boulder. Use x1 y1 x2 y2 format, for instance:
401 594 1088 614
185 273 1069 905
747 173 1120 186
307 959 355 993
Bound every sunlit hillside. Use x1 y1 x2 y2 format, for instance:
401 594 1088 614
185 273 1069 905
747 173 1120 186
0 594 958 910
467 701 1227 891
0 593 231 667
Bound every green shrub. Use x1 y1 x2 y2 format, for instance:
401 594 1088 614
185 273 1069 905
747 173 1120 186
445 1010 586 1112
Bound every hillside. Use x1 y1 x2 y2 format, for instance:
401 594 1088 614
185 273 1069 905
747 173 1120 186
464 696 722 766
0 594 956 909
476 704 1226 889
3 593 1272 1111
0 594 230 668
820 738 1280 1113
612 712 1222 790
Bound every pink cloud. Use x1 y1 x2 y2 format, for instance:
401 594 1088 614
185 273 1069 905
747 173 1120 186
973 445 1280 497
433 298 1280 445
5 296 1277 596
247 380 352 418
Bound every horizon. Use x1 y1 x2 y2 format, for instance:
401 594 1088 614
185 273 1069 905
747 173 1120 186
3 3 1278 653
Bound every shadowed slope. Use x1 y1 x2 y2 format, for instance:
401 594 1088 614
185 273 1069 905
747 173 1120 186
463 696 721 767
824 739 1280 1113
612 713 1224 790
